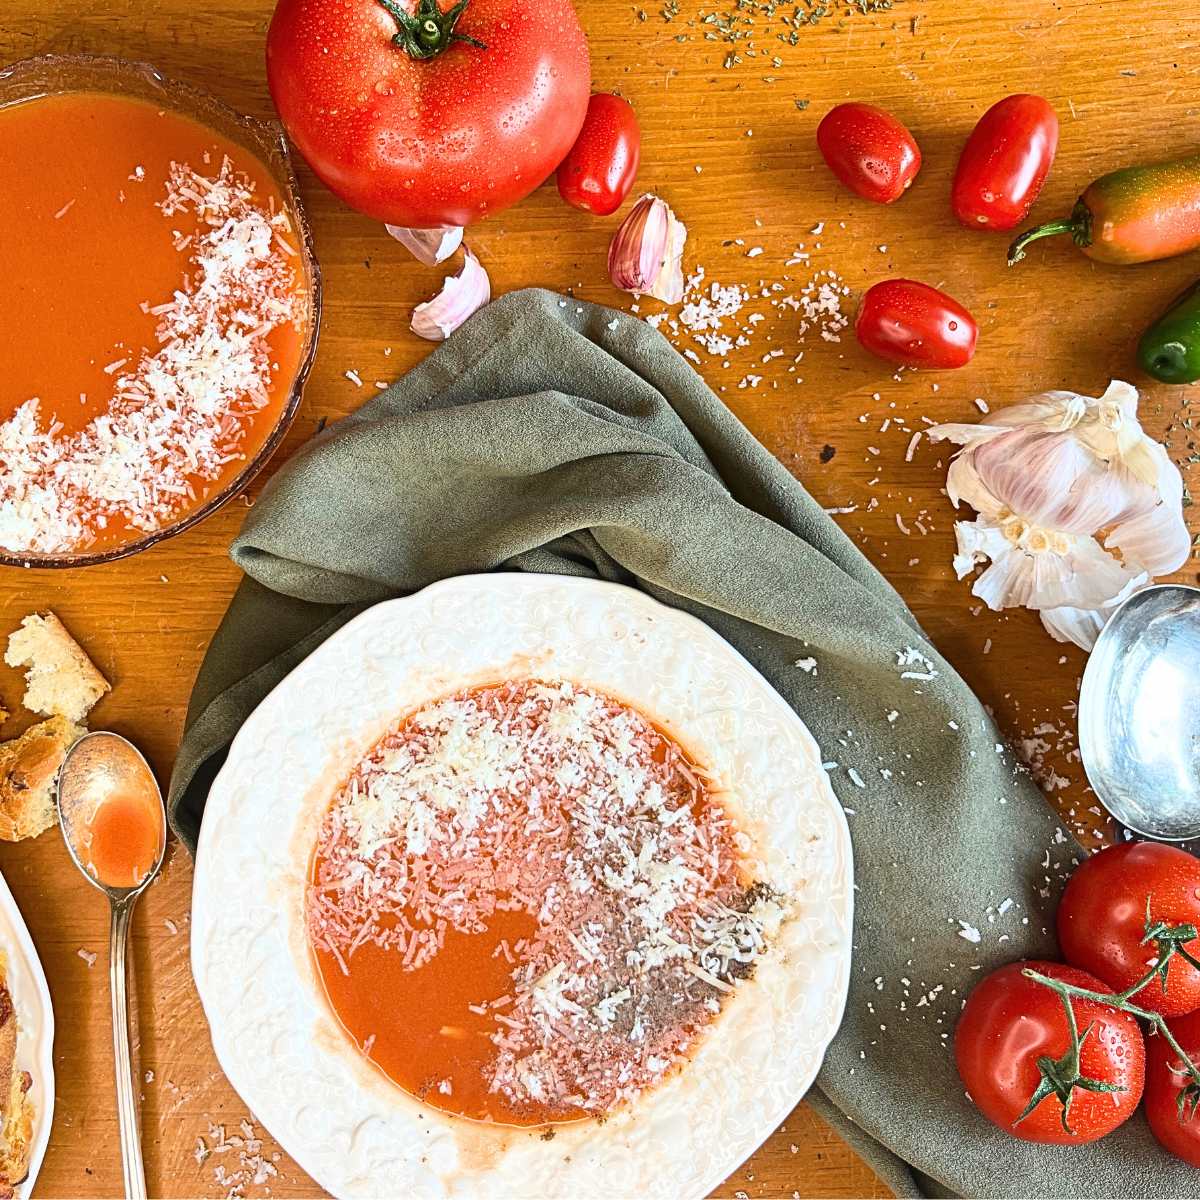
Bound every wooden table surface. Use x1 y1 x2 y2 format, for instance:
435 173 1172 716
2 0 1197 1195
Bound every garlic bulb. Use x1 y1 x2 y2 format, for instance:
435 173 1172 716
927 380 1190 650
411 249 490 341
607 193 687 304
385 224 463 266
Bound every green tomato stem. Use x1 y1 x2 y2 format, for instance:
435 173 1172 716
375 0 486 60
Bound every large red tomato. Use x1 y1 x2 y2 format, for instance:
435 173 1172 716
1058 842 1200 1017
266 0 591 228
955 960 1144 1144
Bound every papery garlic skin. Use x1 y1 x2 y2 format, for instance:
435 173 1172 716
608 194 688 304
928 381 1189 650
411 249 490 341
386 224 464 266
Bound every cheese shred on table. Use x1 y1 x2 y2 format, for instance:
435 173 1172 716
0 158 302 555
308 680 783 1118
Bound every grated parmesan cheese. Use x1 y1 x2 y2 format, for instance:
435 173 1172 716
308 680 783 1118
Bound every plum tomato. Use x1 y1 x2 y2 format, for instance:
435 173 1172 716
952 94 1059 231
557 93 641 216
854 279 977 369
955 960 1145 1145
816 102 921 205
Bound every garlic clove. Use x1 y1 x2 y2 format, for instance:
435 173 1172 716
952 515 1143 614
607 193 688 305
410 249 491 341
1104 444 1191 576
651 204 687 304
1106 510 1192 580
1040 606 1108 651
1042 574 1147 650
386 223 464 266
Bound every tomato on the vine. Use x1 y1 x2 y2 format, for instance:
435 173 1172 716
557 93 640 216
1146 1008 1200 1167
266 0 591 228
955 961 1145 1144
1058 842 1200 1018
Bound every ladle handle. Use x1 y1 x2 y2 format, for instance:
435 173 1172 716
110 898 147 1200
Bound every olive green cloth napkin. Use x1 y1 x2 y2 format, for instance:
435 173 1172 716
170 288 1184 1199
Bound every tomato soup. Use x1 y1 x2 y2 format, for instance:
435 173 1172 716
0 91 309 556
307 681 780 1127
83 789 164 890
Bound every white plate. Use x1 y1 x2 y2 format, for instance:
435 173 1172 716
192 574 852 1199
0 869 55 1199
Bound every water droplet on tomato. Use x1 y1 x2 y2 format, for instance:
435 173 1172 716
948 320 959 331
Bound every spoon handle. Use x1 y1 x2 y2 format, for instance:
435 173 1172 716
110 898 147 1200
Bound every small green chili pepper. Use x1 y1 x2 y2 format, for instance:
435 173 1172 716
1138 280 1200 384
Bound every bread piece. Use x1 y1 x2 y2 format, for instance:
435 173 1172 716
0 716 83 842
4 612 110 723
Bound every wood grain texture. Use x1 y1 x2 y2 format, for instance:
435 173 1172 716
0 0 1196 1195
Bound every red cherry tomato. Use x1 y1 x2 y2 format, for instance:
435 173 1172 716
854 279 977 369
1146 1009 1200 1167
557 93 641 216
952 94 1059 231
1058 842 1200 1018
266 0 591 228
955 960 1145 1145
816 103 921 205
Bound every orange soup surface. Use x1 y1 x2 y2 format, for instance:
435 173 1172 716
84 790 165 890
308 680 778 1127
0 91 308 556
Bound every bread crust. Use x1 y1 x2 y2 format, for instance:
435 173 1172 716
0 716 83 842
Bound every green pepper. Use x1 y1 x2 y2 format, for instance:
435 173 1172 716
1138 280 1200 384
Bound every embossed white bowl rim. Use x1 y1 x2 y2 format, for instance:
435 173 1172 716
192 573 853 1199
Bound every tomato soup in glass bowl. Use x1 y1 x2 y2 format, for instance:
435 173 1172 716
0 54 321 567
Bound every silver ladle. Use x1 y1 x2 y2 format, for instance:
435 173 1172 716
56 732 166 1200
1079 583 1200 842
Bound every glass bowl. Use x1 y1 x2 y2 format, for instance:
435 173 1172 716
0 53 322 569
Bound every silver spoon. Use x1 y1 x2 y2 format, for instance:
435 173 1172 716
56 732 166 1200
1079 583 1200 842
